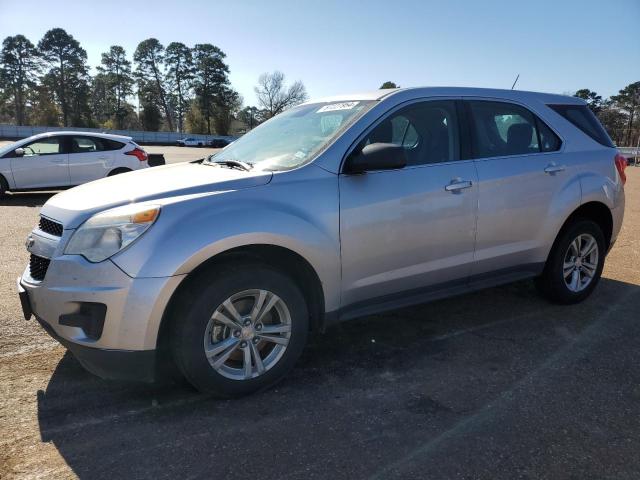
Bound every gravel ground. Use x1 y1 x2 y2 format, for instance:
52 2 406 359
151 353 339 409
0 168 639 479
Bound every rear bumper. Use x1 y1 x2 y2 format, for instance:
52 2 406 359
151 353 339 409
609 190 625 251
36 316 157 382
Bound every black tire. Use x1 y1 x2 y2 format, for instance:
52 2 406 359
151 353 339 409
0 175 8 196
107 168 131 177
535 219 606 304
170 263 309 397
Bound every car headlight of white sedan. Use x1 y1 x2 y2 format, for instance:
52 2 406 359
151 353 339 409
65 204 160 262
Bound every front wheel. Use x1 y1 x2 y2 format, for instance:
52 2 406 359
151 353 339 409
535 219 606 304
170 264 309 397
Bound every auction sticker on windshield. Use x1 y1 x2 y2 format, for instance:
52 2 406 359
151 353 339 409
317 101 359 113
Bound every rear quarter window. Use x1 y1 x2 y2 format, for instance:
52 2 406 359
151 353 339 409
548 104 614 147
98 138 125 151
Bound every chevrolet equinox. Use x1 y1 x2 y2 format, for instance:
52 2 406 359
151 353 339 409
18 87 627 397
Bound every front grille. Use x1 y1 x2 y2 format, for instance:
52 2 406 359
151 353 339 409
29 254 50 281
38 216 63 237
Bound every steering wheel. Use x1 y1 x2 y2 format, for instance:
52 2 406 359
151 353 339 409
23 146 36 156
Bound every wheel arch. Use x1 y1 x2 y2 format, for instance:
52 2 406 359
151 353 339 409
0 172 9 192
560 201 613 250
107 167 132 177
155 244 326 361
543 201 613 273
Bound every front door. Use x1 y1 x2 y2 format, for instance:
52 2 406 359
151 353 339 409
11 136 69 189
339 100 478 308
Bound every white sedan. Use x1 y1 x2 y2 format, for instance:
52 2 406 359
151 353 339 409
0 132 149 194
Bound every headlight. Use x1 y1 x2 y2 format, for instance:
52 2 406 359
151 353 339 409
65 204 160 262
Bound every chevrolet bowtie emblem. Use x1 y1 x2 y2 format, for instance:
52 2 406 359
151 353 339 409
25 235 35 250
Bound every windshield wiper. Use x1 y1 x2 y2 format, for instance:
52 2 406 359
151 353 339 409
207 158 252 171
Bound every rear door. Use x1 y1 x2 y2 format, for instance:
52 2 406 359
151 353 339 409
67 136 119 184
10 136 70 188
339 99 479 307
465 99 565 276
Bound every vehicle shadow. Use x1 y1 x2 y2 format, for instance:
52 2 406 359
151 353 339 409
0 192 57 207
36 277 640 479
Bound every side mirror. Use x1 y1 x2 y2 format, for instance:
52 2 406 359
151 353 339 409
345 143 406 174
14 147 25 157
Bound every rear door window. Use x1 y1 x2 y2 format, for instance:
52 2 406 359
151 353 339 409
548 104 614 147
70 136 99 153
536 119 562 152
467 101 541 158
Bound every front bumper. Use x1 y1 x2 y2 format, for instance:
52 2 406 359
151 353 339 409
19 254 186 381
36 315 156 382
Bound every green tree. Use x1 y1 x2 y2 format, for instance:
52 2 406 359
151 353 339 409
134 38 173 131
184 100 207 134
140 102 161 131
574 89 603 114
254 71 307 118
96 45 134 129
0 35 40 125
91 73 110 126
0 81 11 123
380 81 399 89
165 42 194 133
30 84 60 126
598 100 626 145
611 81 640 146
239 106 266 130
192 43 231 134
38 28 91 126
213 87 241 135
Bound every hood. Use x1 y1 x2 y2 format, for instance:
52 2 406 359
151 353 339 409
41 162 273 229
0 139 19 157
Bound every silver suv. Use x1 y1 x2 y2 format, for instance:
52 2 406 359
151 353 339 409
18 87 626 397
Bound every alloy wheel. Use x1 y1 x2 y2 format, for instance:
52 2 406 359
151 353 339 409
203 289 292 380
563 233 599 293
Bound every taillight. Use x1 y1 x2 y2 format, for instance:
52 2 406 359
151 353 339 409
125 147 148 162
614 152 627 185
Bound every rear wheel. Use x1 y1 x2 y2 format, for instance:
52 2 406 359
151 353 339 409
535 219 605 304
170 264 308 397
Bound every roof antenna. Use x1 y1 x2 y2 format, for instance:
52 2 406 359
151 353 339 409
511 74 520 90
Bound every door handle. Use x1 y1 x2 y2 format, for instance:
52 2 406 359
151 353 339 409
445 179 473 192
50 159 66 164
544 164 565 174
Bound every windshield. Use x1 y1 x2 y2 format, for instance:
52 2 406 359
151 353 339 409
209 100 375 171
0 139 19 157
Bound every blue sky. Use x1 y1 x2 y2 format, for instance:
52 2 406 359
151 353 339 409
1 0 638 106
